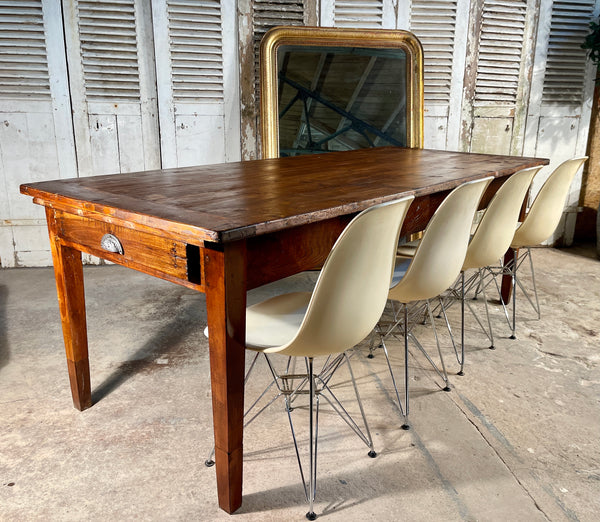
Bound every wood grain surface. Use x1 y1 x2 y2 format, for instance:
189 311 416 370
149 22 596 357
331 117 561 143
21 147 548 243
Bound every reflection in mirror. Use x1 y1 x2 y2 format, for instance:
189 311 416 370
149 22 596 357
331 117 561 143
278 46 407 156
260 27 423 159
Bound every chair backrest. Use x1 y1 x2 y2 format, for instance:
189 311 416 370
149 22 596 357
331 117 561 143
388 177 492 304
462 166 542 270
277 195 414 357
511 157 587 248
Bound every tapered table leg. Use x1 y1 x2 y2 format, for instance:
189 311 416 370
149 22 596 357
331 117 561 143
204 241 247 514
46 208 91 411
501 248 516 305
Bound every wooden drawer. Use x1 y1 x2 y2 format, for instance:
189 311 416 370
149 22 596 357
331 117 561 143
55 211 203 290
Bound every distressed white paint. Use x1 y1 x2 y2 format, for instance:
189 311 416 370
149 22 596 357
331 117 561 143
63 0 160 177
0 0 76 267
523 0 599 245
152 0 240 168
410 0 469 151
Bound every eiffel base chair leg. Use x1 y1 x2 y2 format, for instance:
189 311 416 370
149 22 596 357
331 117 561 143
284 355 376 520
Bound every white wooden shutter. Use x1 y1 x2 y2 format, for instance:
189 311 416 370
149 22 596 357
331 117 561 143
410 0 469 150
168 0 224 103
473 0 527 107
333 0 384 28
541 0 596 106
322 0 394 28
0 0 51 100
77 0 141 102
524 0 598 246
63 0 160 177
463 0 537 156
238 0 311 159
153 0 240 167
0 0 76 267
253 0 304 100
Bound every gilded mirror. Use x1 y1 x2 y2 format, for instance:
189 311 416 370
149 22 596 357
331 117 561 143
259 27 424 159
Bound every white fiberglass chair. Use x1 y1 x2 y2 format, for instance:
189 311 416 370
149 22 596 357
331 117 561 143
506 156 588 338
450 166 543 371
375 178 491 429
210 196 414 520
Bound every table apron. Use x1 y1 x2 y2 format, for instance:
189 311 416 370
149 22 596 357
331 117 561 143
52 209 205 292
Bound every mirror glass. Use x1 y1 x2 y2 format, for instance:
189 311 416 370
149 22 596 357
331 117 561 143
277 46 408 156
260 27 423 159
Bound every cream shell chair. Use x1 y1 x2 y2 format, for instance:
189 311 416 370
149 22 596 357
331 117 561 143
451 165 543 371
212 196 414 520
506 156 588 338
378 177 492 429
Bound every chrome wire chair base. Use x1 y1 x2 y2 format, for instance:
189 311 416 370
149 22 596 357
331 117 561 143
508 247 541 339
369 299 453 429
275 353 377 519
207 350 376 519
474 247 541 341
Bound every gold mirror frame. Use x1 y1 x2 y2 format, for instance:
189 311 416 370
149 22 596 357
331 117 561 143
259 26 424 159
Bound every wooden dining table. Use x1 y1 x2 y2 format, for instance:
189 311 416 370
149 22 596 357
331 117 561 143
20 146 548 514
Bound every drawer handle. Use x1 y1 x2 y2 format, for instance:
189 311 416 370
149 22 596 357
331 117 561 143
100 233 124 255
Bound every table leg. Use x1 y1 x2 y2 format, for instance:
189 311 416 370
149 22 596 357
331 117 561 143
204 241 247 514
501 248 516 305
46 208 91 411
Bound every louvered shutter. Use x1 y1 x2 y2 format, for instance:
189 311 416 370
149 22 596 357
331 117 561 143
474 0 527 107
0 1 50 100
0 0 76 267
168 0 224 104
322 0 394 29
333 0 384 28
523 0 598 246
63 0 160 176
78 0 141 102
152 0 239 167
463 0 537 156
238 0 311 159
410 0 469 150
541 0 596 106
253 0 304 101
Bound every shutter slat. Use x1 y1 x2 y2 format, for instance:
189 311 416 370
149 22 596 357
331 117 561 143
542 0 595 105
169 0 224 103
411 1 458 105
474 0 527 106
0 0 50 100
335 0 384 28
78 0 140 102
252 0 304 102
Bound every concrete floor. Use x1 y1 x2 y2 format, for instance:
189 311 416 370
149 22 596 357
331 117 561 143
0 245 599 521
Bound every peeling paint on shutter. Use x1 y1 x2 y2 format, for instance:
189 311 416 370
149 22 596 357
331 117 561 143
77 0 141 102
0 0 50 99
168 0 224 103
542 0 596 106
411 1 458 105
253 0 304 98
474 0 527 106
334 0 383 28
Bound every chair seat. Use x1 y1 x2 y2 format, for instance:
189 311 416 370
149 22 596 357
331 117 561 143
246 292 310 350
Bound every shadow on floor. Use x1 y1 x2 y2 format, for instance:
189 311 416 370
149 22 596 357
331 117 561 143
91 301 204 404
0 285 7 371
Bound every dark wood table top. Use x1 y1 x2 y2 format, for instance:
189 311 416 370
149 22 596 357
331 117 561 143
21 147 548 243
